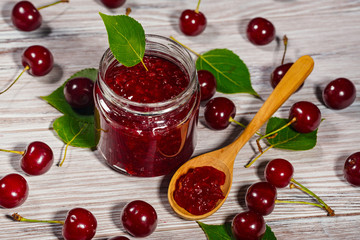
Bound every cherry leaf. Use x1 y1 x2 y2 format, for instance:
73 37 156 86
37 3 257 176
265 117 318 150
53 115 96 148
262 225 277 240
196 49 259 97
197 221 276 240
41 68 98 148
99 13 145 67
197 221 235 240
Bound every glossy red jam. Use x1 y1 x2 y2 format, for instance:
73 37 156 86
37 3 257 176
105 56 189 103
95 36 200 177
173 166 226 215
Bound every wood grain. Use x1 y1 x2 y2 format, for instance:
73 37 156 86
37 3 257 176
0 0 359 239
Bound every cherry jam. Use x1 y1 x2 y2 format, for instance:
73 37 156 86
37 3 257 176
173 166 225 215
94 35 200 177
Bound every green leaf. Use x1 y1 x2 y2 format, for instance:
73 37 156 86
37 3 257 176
262 225 277 240
266 117 318 150
197 221 276 240
197 221 235 240
40 68 97 122
53 115 96 148
99 13 146 67
41 68 98 148
196 49 258 96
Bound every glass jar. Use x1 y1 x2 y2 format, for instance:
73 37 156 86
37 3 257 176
94 34 200 177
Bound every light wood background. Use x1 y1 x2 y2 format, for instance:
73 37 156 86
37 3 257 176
0 0 359 239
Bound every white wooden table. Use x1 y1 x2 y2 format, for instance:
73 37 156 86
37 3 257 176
0 0 359 239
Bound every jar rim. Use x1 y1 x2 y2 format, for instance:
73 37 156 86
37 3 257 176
97 34 197 115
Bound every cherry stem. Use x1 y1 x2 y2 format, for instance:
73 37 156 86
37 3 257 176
126 7 131 16
275 199 325 210
170 36 201 57
229 116 246 128
58 123 88 167
258 117 296 142
37 0 69 10
281 35 288 65
0 65 30 95
290 179 335 216
229 117 262 136
12 213 64 225
245 145 274 168
195 0 202 13
0 148 24 155
246 117 296 167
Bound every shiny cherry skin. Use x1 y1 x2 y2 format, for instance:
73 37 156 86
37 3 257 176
245 181 277 216
21 141 54 176
289 101 321 133
344 152 360 186
11 1 42 31
121 200 158 238
62 208 97 240
22 45 54 76
0 173 29 208
271 63 295 88
198 70 217 101
232 210 266 240
322 78 356 110
179 9 207 36
265 158 294 188
246 17 275 45
100 0 126 8
204 97 236 130
64 77 95 109
108 237 130 240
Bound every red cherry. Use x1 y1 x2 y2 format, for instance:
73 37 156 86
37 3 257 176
204 97 236 130
62 208 97 240
64 77 95 110
0 45 54 95
108 237 130 240
246 17 276 45
0 173 29 208
265 158 294 188
22 45 54 76
101 0 126 8
11 0 69 32
322 78 356 110
179 0 206 36
271 63 292 87
198 70 217 101
344 152 360 186
289 101 321 133
232 210 266 240
121 200 158 238
21 141 54 176
179 10 207 36
11 1 42 31
245 181 277 216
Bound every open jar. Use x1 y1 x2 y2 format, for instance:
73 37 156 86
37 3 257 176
94 34 200 177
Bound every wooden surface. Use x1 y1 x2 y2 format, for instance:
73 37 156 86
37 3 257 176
0 0 359 239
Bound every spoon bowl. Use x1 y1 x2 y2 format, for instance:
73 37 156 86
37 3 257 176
168 55 315 220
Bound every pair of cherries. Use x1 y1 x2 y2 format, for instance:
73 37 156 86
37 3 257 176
0 141 53 209
11 200 158 239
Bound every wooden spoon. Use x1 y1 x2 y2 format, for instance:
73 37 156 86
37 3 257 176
167 55 314 220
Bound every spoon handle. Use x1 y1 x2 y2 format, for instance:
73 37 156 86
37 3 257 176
227 55 314 155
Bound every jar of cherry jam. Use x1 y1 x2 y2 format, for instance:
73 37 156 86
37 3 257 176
94 35 200 177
